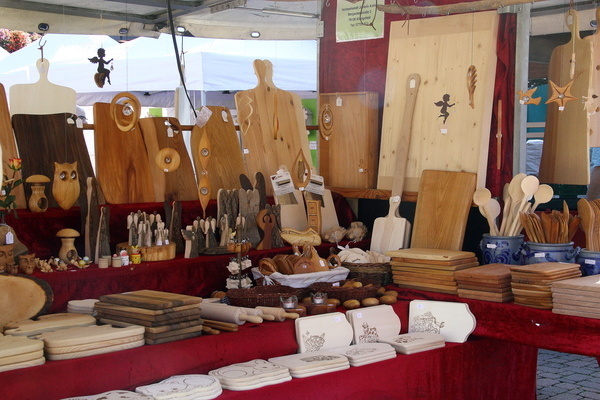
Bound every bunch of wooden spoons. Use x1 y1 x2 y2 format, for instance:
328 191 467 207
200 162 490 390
577 198 600 251
519 201 579 244
473 174 555 237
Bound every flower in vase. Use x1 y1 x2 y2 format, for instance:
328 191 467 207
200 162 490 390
0 158 24 220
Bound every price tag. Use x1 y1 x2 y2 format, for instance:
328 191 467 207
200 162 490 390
76 118 83 129
243 148 250 154
305 174 325 196
195 106 213 128
336 97 343 107
534 252 546 258
486 243 497 249
585 259 596 265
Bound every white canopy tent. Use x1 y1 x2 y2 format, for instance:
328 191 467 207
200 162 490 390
0 33 318 107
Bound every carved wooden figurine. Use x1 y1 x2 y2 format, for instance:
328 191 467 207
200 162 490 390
56 228 80 262
25 174 50 212
52 161 80 210
18 254 36 275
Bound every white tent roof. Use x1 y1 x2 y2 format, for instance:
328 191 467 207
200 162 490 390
0 33 317 100
0 46 9 60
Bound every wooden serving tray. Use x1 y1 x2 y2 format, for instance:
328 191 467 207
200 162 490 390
268 351 349 372
294 312 354 353
388 248 476 262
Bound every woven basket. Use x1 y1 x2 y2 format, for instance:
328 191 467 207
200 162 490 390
227 285 309 308
308 279 380 303
343 262 392 286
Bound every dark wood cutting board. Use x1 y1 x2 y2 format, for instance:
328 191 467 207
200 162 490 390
93 102 154 204
12 113 96 209
95 311 200 327
99 290 201 310
94 302 198 316
0 83 26 209
138 117 197 202
94 306 201 322
190 107 247 198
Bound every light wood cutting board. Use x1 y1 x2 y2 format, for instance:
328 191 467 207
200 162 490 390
552 274 600 291
410 170 476 251
190 107 247 198
586 8 600 147
93 102 154 204
378 11 498 192
539 9 593 184
408 300 476 343
0 83 25 209
38 324 144 348
0 274 53 328
235 60 312 194
318 92 379 189
4 313 96 336
138 117 197 202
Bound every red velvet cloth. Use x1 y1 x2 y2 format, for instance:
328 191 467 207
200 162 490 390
0 313 537 400
319 1 515 195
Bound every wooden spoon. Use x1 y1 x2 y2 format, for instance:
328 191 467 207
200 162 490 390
503 174 527 235
483 199 501 236
531 184 554 212
499 183 511 236
577 198 596 250
508 175 539 236
473 188 495 234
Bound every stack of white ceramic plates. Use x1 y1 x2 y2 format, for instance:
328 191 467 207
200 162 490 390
345 305 401 344
329 342 396 366
61 390 152 400
0 335 45 372
136 374 222 400
67 299 99 315
268 351 350 378
38 325 145 361
379 332 445 354
208 359 291 391
294 312 353 353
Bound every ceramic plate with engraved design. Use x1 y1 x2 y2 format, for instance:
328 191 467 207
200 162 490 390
294 312 353 353
408 300 476 343
345 305 401 344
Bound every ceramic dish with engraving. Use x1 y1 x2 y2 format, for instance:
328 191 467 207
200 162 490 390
345 305 401 344
61 390 153 400
208 359 291 390
408 300 475 343
294 312 353 353
136 374 222 400
268 351 350 377
329 342 396 366
379 332 446 354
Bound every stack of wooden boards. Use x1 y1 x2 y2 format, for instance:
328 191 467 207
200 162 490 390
136 374 222 400
209 359 292 390
454 264 514 303
38 325 145 361
552 275 600 319
0 335 45 372
67 299 98 315
388 249 479 295
94 290 203 345
509 263 582 309
379 332 446 355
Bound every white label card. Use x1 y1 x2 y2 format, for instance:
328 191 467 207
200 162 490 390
305 174 325 196
270 171 296 196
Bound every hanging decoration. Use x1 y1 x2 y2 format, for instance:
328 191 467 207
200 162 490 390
467 66 478 109
516 87 542 105
88 48 113 88
434 94 455 125
545 80 577 111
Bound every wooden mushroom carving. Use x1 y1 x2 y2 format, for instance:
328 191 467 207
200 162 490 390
25 174 50 212
56 228 80 263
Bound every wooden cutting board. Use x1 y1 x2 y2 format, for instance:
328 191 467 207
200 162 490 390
553 307 600 319
392 271 457 283
190 107 247 198
95 306 201 323
388 248 476 262
94 302 198 316
509 262 581 277
0 349 44 367
235 60 312 194
0 335 44 359
98 317 203 334
12 113 96 209
0 274 53 328
318 92 379 189
45 338 145 361
99 290 201 310
394 282 458 295
95 311 200 327
551 292 600 303
345 305 401 344
457 288 513 302
40 325 144 349
539 9 593 185
145 331 202 345
454 264 512 281
587 8 600 147
378 12 498 192
552 274 600 291
144 324 204 340
138 117 197 202
294 312 354 353
408 300 476 343
4 313 96 337
410 170 477 251
9 59 76 116
0 83 26 209
93 102 154 204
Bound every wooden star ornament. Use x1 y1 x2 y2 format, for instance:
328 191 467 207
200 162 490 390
517 87 542 105
545 80 577 110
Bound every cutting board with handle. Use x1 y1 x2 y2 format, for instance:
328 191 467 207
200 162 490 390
371 74 420 253
539 9 593 185
94 102 154 204
12 113 96 209
0 83 25 209
9 58 76 115
4 313 96 337
190 106 247 198
138 116 197 202
410 170 476 251
318 92 379 189
38 325 144 348
587 7 600 147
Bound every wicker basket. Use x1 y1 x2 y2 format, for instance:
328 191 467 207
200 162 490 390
308 280 380 303
343 262 392 286
226 285 309 308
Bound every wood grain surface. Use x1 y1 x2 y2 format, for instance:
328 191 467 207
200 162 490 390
138 117 197 202
378 11 498 192
539 9 593 184
93 102 154 204
0 274 53 327
0 83 26 209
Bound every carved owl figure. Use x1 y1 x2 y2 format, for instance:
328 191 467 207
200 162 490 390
52 161 80 210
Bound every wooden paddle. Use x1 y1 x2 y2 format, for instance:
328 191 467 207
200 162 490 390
371 74 420 253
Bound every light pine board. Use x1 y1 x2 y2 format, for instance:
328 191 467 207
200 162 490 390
539 10 593 184
586 8 600 147
318 92 379 189
0 84 25 208
378 11 498 192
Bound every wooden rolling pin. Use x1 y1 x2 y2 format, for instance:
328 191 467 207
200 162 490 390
256 306 300 322
207 303 276 321
200 303 263 325
202 319 239 332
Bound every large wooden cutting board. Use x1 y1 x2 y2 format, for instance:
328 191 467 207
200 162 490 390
378 11 498 192
410 170 476 251
318 92 379 189
190 107 247 198
0 83 25 209
138 117 197 202
93 102 154 204
539 9 593 184
0 274 53 328
587 8 600 147
12 113 96 209
388 248 476 261
9 59 76 116
235 60 312 194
